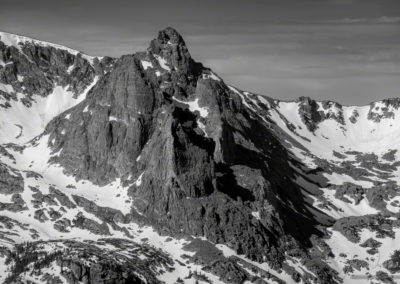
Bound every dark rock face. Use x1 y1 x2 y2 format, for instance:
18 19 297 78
42 28 337 280
47 54 157 185
0 35 113 108
332 183 365 205
332 214 400 243
367 98 400 122
49 186 76 209
3 240 167 284
148 27 192 73
147 27 203 97
72 212 111 235
383 250 400 274
71 195 128 224
0 193 27 212
296 97 344 131
60 260 145 284
297 97 323 132
343 259 369 273
0 163 23 195
34 208 49 222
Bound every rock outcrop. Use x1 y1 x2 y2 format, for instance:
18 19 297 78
43 28 335 276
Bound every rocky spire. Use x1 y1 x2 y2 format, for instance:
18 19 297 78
148 27 199 77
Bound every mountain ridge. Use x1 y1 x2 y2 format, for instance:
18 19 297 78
0 27 399 284
0 30 97 62
2 28 399 108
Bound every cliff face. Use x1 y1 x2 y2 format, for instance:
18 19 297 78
0 31 113 101
1 28 400 284
0 31 114 145
43 28 333 272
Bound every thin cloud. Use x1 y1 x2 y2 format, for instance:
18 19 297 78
330 16 400 24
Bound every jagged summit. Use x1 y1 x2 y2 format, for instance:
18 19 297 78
147 27 201 80
148 27 189 58
152 27 187 47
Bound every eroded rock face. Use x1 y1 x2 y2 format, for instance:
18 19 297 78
367 98 400 122
296 97 344 131
3 240 166 284
42 28 336 277
0 35 113 106
147 27 203 97
0 163 23 195
47 54 155 185
383 250 400 274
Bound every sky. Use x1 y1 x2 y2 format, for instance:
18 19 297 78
0 0 399 105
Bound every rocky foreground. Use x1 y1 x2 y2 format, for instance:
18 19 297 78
0 28 400 283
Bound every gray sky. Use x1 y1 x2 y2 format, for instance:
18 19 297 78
1 0 399 105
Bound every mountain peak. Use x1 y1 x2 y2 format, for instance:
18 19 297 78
147 27 193 73
156 27 185 45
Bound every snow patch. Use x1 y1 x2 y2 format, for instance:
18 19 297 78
197 120 208 137
251 211 260 220
154 55 171 71
173 97 209 118
202 72 221 81
67 64 74 73
135 172 144 186
141 60 153 70
0 77 97 144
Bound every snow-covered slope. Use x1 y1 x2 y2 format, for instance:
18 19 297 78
233 90 400 282
0 78 98 144
271 99 400 161
0 31 114 144
0 29 399 284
